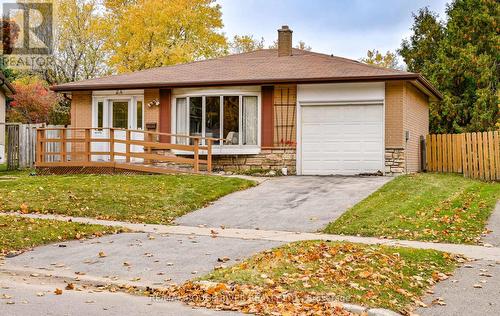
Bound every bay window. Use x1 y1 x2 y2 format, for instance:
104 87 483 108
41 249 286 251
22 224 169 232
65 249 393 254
174 94 259 151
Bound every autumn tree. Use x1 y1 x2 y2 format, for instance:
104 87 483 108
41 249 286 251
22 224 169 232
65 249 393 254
103 0 227 73
269 40 312 51
399 1 498 133
295 40 311 51
360 49 402 70
7 75 63 124
41 0 109 84
230 35 264 54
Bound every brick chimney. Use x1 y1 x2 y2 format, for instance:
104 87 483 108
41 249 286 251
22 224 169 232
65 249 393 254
277 25 293 57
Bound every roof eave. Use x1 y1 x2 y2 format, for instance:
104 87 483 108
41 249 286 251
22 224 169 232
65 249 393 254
51 74 424 92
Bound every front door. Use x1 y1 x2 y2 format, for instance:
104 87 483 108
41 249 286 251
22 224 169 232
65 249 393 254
111 100 129 160
92 96 144 162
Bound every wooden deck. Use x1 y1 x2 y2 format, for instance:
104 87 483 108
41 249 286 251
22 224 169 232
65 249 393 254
35 127 217 175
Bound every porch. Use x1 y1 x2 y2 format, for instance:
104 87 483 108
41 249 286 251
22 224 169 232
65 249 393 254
35 127 217 174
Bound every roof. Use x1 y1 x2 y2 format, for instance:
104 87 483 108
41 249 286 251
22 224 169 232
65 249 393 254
52 49 441 100
0 71 15 95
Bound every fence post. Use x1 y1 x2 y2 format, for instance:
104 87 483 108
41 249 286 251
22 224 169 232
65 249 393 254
61 128 67 162
36 129 43 165
461 133 467 177
207 139 212 173
85 128 91 162
193 138 199 173
109 128 115 162
145 132 153 164
126 130 131 163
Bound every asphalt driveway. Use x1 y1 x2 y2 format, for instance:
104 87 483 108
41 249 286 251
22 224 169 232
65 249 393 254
176 176 392 232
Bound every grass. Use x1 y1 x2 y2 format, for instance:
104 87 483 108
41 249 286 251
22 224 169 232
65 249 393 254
0 171 255 224
0 215 123 255
0 163 6 172
324 173 500 244
195 241 457 314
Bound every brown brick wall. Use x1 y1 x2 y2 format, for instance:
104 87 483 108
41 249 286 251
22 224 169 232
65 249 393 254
70 91 92 128
385 81 404 148
69 91 92 157
144 89 160 131
403 82 429 172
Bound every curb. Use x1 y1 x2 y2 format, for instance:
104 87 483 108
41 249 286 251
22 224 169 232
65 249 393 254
1 266 402 316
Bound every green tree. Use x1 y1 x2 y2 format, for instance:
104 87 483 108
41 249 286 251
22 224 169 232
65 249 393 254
399 7 444 75
230 35 264 54
399 1 499 133
104 0 227 73
360 49 402 70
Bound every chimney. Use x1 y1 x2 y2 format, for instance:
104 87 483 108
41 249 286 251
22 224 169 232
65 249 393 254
277 25 293 57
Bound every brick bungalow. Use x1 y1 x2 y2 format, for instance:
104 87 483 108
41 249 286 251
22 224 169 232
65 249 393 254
52 26 441 176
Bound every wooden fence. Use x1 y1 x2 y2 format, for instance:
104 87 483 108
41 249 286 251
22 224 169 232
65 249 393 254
426 131 500 181
4 123 45 170
35 127 215 174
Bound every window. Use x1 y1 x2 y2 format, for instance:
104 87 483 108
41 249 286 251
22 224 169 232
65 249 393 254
97 101 104 129
136 100 143 129
189 97 202 144
112 101 128 128
206 96 220 144
176 98 188 144
175 94 259 148
242 96 258 145
223 96 239 145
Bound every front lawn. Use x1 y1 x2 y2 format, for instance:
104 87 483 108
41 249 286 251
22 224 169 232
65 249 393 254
0 172 254 224
0 215 123 255
324 173 500 244
158 241 457 315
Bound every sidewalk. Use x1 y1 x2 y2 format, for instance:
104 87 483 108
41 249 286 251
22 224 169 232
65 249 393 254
3 212 500 261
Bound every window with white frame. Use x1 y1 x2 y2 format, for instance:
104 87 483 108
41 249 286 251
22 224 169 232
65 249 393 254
175 95 259 146
92 96 144 130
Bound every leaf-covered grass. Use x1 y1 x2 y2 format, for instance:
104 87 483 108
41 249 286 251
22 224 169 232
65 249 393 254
0 215 123 255
199 241 457 314
0 172 255 224
324 173 500 244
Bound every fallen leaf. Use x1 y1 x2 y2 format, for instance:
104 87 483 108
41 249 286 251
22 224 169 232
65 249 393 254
54 288 63 295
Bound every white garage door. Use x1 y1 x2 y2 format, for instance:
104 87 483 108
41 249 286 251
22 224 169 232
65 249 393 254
301 104 384 175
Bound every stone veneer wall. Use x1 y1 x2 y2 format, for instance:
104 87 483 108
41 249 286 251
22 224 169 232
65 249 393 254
385 148 405 175
212 148 296 174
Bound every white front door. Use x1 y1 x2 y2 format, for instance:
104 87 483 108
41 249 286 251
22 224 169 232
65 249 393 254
92 96 145 162
300 104 384 175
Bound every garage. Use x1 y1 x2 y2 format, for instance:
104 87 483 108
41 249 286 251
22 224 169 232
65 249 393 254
300 103 384 175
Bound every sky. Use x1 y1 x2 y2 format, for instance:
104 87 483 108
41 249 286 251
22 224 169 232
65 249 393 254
218 0 449 60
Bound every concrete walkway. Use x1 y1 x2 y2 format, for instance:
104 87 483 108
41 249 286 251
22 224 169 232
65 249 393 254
3 212 500 261
483 202 500 247
176 176 391 232
416 260 500 316
1 232 282 286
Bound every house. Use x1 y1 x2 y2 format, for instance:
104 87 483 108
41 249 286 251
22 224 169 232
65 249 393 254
0 71 15 164
51 26 441 176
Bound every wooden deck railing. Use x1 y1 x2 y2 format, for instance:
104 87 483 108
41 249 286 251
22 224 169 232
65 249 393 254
35 127 217 174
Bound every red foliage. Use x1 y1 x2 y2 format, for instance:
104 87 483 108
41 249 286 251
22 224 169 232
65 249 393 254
1 19 20 54
8 81 60 124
